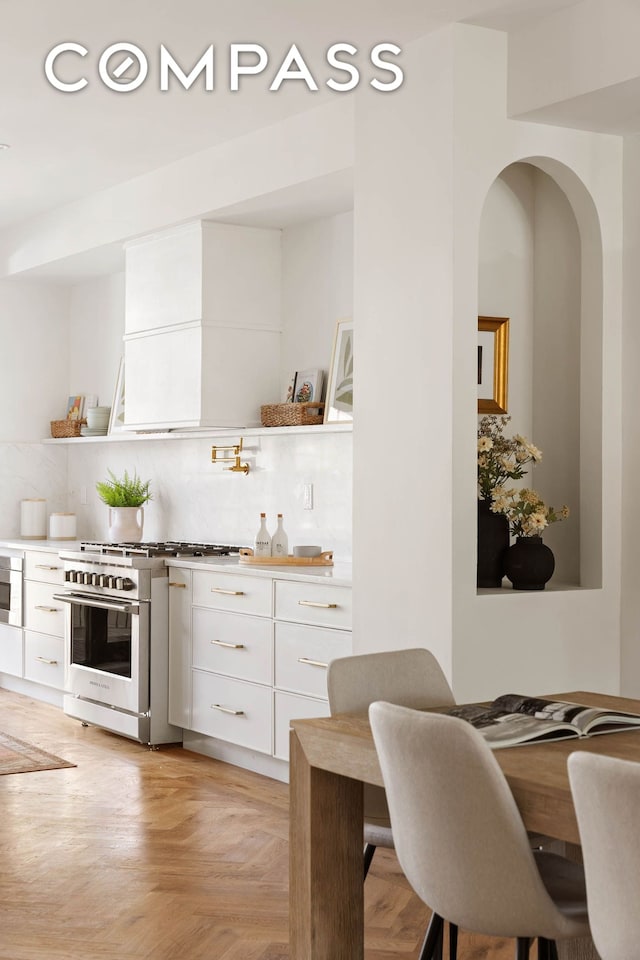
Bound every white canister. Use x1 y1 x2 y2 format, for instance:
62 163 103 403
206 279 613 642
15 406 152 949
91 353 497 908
20 499 47 540
49 512 77 541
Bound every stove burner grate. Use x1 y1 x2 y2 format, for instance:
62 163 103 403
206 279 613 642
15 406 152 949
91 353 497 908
79 541 242 559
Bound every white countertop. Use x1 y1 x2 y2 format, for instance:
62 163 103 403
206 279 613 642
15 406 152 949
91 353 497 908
167 555 352 586
0 538 82 552
0 539 352 585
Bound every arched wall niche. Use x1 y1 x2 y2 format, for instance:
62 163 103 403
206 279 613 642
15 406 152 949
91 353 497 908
477 157 603 588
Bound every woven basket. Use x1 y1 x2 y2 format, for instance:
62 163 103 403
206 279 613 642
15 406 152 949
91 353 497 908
260 401 325 427
50 419 86 438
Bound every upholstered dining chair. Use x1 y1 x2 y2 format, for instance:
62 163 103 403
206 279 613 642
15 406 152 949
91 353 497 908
327 648 457 959
369 701 591 960
568 751 640 960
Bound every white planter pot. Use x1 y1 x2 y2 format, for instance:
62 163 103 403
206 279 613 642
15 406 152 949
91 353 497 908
108 506 144 542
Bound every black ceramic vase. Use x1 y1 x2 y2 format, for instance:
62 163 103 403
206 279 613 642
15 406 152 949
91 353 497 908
504 536 555 591
477 499 509 588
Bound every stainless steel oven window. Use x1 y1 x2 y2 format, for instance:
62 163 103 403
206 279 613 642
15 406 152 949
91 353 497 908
70 603 132 678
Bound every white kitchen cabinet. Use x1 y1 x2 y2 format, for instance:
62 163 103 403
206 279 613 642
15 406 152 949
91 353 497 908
189 568 273 754
22 551 66 690
170 564 352 772
123 221 282 430
272 579 352 762
0 622 23 677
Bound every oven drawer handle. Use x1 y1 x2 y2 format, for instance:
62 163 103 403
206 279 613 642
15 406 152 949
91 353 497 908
35 605 61 613
52 593 140 615
297 657 329 669
211 703 245 716
35 656 58 666
211 587 245 596
210 640 245 649
298 600 338 609
35 564 61 571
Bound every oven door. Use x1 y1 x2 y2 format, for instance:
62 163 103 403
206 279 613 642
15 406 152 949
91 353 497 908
55 591 149 715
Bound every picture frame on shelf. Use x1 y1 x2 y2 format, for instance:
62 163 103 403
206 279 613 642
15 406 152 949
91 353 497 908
478 316 509 414
284 374 297 403
108 358 126 434
66 395 84 421
293 368 324 404
324 318 353 423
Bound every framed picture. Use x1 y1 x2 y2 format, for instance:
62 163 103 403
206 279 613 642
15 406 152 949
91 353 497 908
324 318 353 423
478 316 509 414
66 395 84 421
108 358 126 434
293 368 324 404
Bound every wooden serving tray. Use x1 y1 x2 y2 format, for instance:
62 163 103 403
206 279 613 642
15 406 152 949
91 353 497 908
239 548 333 566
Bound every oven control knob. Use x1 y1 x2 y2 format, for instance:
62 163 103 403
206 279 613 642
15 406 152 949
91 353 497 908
90 573 100 586
69 570 81 583
105 575 116 589
98 574 109 588
115 577 125 590
83 572 93 585
120 578 135 592
64 570 74 583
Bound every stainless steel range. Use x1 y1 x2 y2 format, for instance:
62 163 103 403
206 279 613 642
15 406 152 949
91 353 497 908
55 541 241 745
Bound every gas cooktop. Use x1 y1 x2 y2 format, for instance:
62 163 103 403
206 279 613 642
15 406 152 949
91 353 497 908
78 541 243 559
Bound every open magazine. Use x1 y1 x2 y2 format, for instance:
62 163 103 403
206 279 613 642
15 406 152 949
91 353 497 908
446 694 640 749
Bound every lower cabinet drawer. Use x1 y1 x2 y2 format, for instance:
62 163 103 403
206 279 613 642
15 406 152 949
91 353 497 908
274 621 352 698
192 607 273 683
191 671 272 754
0 622 23 678
24 581 66 638
24 631 65 689
274 691 330 762
274 580 352 630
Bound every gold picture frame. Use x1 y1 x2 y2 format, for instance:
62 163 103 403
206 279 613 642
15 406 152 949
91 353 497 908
478 316 509 414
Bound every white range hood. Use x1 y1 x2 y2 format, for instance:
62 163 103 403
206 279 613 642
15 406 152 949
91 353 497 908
123 220 282 430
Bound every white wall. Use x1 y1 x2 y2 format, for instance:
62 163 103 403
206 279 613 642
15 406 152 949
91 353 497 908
620 134 640 696
0 277 70 440
281 211 353 397
69 273 125 408
0 277 69 535
353 29 455 676
451 24 621 700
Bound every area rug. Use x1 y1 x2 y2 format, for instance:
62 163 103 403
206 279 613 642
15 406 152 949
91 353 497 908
0 732 76 776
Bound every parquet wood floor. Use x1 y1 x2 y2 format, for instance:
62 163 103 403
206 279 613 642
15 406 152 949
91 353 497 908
0 689 512 960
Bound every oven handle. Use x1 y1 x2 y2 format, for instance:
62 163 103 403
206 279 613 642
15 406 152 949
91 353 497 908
52 592 140 616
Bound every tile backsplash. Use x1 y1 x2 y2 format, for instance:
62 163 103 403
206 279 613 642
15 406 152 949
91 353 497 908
0 433 352 560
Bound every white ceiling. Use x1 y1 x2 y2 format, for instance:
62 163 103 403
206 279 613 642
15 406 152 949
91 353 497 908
0 0 581 232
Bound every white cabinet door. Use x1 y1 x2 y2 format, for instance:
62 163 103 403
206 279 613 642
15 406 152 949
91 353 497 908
274 621 352 698
192 607 273 684
168 568 191 728
273 691 330 762
0 623 23 677
191 671 272 754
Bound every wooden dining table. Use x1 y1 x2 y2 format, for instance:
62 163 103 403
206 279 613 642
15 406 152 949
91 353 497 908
289 690 640 960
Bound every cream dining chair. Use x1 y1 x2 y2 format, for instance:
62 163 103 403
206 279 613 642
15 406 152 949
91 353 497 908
568 751 640 960
327 648 457 959
369 701 591 960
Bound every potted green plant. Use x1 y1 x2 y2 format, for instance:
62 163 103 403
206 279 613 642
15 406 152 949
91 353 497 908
96 469 152 542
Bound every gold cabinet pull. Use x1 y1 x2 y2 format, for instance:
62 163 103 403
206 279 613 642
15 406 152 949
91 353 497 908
35 656 58 665
168 581 187 588
35 605 60 613
298 600 338 609
35 564 61 571
211 587 245 596
211 704 245 716
297 657 329 668
210 639 245 649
